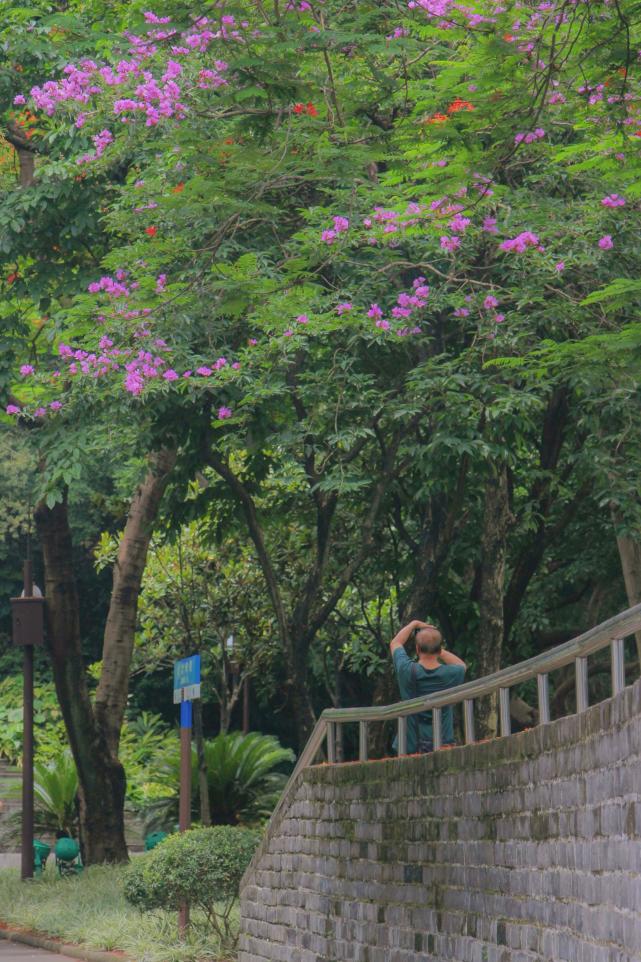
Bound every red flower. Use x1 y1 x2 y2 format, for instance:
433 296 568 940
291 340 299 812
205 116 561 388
7 272 19 284
427 113 449 124
145 226 157 237
306 102 318 116
447 98 474 113
293 103 305 114
172 182 185 193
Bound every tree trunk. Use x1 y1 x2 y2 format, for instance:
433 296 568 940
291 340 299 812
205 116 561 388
36 448 176 863
287 639 317 751
612 506 641 667
476 462 511 739
35 497 129 864
94 447 177 752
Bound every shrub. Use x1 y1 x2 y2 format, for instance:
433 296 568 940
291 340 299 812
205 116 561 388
123 825 260 948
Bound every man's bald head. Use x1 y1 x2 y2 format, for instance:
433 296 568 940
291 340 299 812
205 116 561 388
415 625 442 655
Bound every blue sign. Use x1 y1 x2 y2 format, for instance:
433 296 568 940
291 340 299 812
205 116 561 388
173 654 201 704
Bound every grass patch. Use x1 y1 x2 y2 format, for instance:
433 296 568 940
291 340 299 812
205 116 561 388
0 865 233 962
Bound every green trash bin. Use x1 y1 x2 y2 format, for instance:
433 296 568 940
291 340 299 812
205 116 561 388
144 831 168 851
54 837 83 877
33 839 51 877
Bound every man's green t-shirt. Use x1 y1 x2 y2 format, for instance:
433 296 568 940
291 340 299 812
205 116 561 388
393 647 465 751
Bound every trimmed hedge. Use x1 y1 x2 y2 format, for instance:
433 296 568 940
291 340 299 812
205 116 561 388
124 826 259 947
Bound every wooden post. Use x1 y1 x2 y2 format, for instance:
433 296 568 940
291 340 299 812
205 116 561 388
21 560 34 881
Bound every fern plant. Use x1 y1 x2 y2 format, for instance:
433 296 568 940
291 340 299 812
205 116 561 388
142 731 294 833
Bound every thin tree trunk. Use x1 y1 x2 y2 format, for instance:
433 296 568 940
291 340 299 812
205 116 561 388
94 447 177 752
193 699 211 826
476 462 511 739
612 506 641 667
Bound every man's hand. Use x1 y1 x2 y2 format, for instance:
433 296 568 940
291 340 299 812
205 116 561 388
389 619 431 654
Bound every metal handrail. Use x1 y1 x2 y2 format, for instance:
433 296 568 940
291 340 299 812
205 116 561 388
265 603 641 829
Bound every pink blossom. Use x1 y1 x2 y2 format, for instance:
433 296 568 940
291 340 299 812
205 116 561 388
440 235 461 252
482 217 498 234
494 313 505 323
336 302 352 315
601 194 625 208
499 231 540 253
284 329 294 336
163 369 179 381
483 295 499 309
218 406 233 419
333 216 349 232
453 307 469 317
514 128 545 145
155 273 167 292
6 405 20 415
449 214 471 232
375 319 390 331
367 304 383 319
13 95 26 106
34 408 47 418
296 314 309 324
598 235 614 250
20 365 34 376
555 262 565 272
196 366 212 376
49 401 63 411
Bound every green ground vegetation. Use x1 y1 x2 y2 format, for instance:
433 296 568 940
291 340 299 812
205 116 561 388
0 865 234 962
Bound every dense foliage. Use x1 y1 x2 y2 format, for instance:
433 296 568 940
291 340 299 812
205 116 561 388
1 0 641 848
143 731 295 832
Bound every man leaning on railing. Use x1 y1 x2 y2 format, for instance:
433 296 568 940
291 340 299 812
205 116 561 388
390 621 466 754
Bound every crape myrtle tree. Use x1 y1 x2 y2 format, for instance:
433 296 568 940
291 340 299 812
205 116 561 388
1 0 641 849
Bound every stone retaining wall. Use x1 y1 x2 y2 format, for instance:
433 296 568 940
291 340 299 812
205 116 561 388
239 679 641 962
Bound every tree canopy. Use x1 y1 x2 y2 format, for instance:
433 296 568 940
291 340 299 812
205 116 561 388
1 0 640 857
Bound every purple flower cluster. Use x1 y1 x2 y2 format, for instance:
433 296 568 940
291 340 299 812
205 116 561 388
369 278 429 335
601 194 625 208
514 128 545 144
321 216 350 245
499 231 540 253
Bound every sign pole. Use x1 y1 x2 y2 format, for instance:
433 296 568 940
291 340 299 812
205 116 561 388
173 655 200 937
178 699 191 934
21 560 34 881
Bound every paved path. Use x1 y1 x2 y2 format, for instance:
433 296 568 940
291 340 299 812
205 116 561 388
0 943 77 961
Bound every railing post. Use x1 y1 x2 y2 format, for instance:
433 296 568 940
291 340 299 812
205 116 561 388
575 656 589 713
463 699 475 744
397 716 407 756
359 720 368 762
499 687 511 737
326 722 336 763
611 638 625 695
537 672 550 725
432 707 442 749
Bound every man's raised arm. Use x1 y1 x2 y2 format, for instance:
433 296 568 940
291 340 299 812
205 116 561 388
389 620 430 654
439 646 466 669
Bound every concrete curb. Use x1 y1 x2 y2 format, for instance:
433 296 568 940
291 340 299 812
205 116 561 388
0 926 130 962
